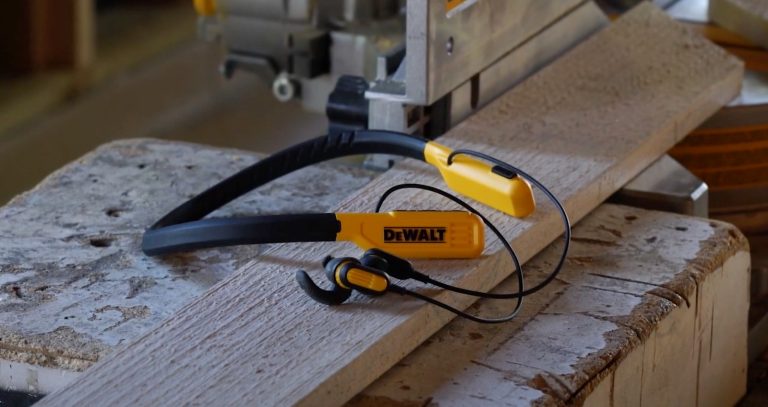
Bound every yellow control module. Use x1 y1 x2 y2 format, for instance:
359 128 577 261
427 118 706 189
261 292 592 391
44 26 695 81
336 211 484 259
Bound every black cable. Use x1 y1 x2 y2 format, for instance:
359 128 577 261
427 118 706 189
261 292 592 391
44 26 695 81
374 183 524 321
375 151 571 300
141 126 569 323
374 183 524 282
446 149 572 297
389 285 521 324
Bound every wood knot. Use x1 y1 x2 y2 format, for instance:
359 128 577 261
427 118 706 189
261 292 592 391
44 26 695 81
89 237 114 248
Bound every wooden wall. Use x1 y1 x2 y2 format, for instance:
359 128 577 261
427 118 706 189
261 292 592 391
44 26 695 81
0 0 94 75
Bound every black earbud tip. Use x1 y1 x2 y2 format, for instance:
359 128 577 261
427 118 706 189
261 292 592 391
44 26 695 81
295 269 351 306
322 255 333 267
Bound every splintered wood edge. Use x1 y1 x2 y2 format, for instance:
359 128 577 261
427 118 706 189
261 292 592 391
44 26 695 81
37 4 744 406
568 220 750 405
350 206 749 406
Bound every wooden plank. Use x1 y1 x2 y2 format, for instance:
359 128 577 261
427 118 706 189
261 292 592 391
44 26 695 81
679 21 759 49
0 139 376 393
710 0 768 50
350 205 750 406
37 4 743 406
696 254 751 406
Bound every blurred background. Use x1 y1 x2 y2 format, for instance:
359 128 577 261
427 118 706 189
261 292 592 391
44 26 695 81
0 0 326 205
0 0 766 404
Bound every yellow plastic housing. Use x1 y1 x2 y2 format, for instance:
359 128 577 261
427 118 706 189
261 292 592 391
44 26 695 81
344 267 389 293
336 211 484 259
424 142 536 218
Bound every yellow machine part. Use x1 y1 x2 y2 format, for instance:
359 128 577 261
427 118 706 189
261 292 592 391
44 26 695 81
336 211 484 259
194 0 217 16
424 142 536 218
445 0 476 13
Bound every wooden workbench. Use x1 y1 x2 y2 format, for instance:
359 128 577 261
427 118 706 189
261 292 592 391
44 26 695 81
0 139 377 393
0 139 750 405
1 3 749 405
353 205 749 406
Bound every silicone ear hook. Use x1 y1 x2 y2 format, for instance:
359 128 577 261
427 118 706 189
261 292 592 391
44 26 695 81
296 256 359 305
295 270 351 305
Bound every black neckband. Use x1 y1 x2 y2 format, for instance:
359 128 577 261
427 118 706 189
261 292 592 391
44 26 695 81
142 130 429 256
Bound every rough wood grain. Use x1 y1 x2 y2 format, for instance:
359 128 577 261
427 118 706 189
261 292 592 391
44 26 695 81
350 205 750 406
710 0 768 50
0 139 376 391
37 4 744 406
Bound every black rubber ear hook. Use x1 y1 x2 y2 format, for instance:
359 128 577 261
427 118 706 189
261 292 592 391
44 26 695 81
296 256 356 305
295 270 351 305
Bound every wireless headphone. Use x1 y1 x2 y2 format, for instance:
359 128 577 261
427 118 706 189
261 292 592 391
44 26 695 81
142 130 571 323
142 130 536 256
296 182 571 323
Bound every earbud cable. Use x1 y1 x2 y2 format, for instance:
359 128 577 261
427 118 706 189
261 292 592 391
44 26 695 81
374 152 571 323
375 183 525 323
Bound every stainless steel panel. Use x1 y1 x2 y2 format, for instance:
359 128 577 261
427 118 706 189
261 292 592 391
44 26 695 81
667 0 709 23
610 155 709 217
451 1 608 126
218 0 314 22
406 0 584 105
222 16 291 54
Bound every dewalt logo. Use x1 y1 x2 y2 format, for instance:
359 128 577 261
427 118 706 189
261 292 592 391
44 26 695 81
383 227 447 243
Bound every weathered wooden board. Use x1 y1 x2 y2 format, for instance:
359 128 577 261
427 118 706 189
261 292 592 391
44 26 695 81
37 4 743 406
710 0 768 50
350 205 750 406
0 139 376 393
